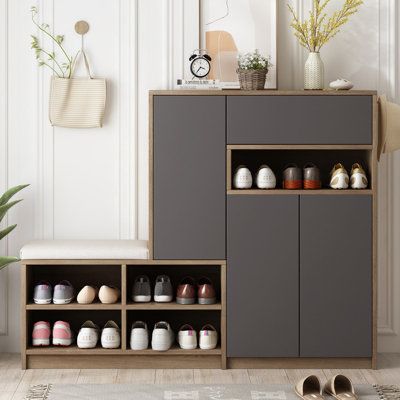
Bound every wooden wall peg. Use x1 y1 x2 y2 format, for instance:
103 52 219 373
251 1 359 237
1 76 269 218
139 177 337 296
75 20 90 35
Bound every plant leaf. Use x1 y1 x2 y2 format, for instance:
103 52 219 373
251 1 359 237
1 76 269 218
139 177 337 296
0 256 19 270
0 200 22 223
0 184 29 206
0 224 17 241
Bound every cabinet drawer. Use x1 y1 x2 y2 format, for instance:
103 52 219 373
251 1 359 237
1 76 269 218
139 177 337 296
227 96 372 144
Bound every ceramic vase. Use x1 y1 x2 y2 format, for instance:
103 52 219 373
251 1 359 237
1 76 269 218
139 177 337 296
304 52 324 90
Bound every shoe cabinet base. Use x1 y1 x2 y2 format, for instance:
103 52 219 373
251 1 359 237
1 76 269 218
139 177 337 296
26 355 223 369
228 357 374 369
21 260 227 370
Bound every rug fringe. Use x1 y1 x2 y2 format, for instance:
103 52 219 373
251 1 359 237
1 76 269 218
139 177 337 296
24 384 52 400
374 385 400 400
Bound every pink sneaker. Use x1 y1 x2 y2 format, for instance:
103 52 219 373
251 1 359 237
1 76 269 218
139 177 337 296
52 321 73 346
32 321 51 346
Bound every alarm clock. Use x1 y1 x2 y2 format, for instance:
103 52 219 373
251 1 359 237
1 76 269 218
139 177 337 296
189 49 212 79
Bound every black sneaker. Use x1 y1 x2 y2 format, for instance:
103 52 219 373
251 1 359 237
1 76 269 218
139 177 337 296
154 275 173 303
132 275 151 302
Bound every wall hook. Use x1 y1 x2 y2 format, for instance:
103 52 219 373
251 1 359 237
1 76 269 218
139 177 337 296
74 20 89 51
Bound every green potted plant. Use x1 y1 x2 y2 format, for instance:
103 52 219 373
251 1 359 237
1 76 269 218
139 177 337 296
0 185 29 270
288 0 363 90
237 50 270 90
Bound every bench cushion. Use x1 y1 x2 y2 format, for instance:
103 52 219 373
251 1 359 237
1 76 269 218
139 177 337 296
20 240 149 260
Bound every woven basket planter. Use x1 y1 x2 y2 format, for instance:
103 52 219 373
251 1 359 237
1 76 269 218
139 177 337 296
237 69 268 90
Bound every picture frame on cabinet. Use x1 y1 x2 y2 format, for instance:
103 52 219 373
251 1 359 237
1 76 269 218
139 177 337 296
199 0 278 89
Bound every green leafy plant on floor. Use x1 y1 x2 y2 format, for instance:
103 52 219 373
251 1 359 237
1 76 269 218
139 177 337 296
30 6 77 78
0 185 29 270
288 0 363 52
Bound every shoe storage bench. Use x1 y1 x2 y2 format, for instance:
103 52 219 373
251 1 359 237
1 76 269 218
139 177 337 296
150 90 378 369
20 256 226 369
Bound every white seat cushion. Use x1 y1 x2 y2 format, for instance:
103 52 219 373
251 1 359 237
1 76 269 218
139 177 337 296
20 240 149 260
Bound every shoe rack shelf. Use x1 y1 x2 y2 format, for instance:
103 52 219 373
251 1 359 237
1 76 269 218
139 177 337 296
227 144 375 194
21 260 226 369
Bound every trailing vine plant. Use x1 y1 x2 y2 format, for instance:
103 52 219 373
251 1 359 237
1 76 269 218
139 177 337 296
30 6 77 78
288 0 363 53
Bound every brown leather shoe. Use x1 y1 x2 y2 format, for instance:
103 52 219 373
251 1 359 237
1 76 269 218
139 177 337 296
197 277 216 305
176 277 196 305
303 163 321 189
283 164 302 189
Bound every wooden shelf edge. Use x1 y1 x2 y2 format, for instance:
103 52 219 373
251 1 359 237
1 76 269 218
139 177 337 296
150 90 377 96
26 303 122 310
227 189 373 196
26 346 123 355
227 144 373 150
125 302 222 311
26 346 221 356
21 259 227 266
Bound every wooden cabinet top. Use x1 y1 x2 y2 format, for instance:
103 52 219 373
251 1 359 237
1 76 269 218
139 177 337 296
150 90 377 96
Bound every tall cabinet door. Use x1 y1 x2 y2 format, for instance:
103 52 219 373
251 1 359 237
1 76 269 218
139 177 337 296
227 195 299 357
153 96 226 260
300 195 372 357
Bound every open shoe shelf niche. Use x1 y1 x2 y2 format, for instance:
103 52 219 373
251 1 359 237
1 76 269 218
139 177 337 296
21 260 226 369
227 145 374 195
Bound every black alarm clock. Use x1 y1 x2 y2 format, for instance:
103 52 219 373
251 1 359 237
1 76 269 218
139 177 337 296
189 49 212 79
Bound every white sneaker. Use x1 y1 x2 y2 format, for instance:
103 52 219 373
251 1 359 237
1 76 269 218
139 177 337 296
52 321 74 346
77 320 99 349
233 166 252 189
151 321 174 351
350 163 368 189
330 163 349 189
199 324 218 350
101 320 120 349
177 324 197 350
130 321 149 350
256 165 276 189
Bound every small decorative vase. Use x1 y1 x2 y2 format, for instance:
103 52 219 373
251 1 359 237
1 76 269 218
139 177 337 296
304 52 324 90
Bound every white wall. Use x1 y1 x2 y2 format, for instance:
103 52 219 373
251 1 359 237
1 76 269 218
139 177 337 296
0 0 399 353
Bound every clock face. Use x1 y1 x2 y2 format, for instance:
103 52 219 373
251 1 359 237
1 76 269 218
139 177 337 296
190 57 210 78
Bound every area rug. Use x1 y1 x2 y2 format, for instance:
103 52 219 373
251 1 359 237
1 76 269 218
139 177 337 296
25 384 400 400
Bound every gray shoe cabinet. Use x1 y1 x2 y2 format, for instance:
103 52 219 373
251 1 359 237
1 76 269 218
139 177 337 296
150 90 378 369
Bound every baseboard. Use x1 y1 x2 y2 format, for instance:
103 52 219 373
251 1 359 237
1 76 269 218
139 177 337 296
228 357 373 369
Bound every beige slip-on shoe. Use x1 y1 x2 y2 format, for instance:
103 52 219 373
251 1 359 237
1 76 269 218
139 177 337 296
295 375 324 400
324 375 358 400
98 285 120 304
77 285 98 304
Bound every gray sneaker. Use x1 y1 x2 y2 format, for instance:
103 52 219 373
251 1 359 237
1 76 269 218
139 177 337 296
132 275 151 303
33 281 52 304
53 280 74 304
154 275 173 303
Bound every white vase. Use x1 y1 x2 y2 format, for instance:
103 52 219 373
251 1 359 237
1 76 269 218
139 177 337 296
304 52 324 90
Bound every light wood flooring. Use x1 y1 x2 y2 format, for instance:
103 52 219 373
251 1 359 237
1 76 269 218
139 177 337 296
1 353 400 400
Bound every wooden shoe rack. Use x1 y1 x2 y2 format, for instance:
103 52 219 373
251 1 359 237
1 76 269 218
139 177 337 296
21 260 226 369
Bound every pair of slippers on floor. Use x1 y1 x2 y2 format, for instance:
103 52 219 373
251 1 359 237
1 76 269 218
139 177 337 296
296 375 357 400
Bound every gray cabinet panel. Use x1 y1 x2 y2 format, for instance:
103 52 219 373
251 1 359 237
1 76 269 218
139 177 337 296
227 195 299 357
227 96 372 144
300 195 372 357
153 96 226 260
